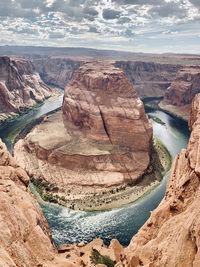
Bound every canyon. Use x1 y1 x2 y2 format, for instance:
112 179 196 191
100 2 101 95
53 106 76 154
116 61 180 98
0 49 200 266
0 56 53 124
14 61 166 211
34 56 181 99
0 69 199 266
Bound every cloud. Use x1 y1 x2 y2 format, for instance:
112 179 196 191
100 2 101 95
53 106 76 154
102 8 121 20
0 0 199 53
88 26 100 33
48 32 65 38
189 0 200 9
111 0 163 5
149 1 187 18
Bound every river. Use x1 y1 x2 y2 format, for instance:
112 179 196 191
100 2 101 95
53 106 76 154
0 95 190 247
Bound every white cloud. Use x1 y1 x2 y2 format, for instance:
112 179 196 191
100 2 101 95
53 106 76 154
0 0 199 53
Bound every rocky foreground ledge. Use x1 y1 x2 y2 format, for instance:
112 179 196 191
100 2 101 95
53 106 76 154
0 138 122 266
122 93 200 266
14 61 166 210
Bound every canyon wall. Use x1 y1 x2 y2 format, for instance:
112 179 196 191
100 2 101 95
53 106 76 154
0 56 52 122
160 66 200 120
33 57 81 88
124 93 200 267
164 66 200 106
115 61 181 98
33 57 181 98
0 139 58 267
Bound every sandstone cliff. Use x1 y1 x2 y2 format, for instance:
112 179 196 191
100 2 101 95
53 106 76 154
14 61 161 211
164 66 200 106
0 137 121 266
0 139 57 266
160 66 200 120
122 93 200 267
33 57 81 88
115 61 181 98
0 56 52 122
34 57 181 99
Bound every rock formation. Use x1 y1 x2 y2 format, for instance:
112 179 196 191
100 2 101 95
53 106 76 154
123 93 200 267
164 66 200 106
4 61 200 267
14 61 161 211
0 138 56 266
33 57 181 99
160 66 200 120
0 56 53 122
0 137 120 266
33 57 81 88
115 61 181 98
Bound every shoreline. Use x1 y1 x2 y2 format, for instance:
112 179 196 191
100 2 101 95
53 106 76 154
144 98 189 122
33 138 171 212
159 101 189 122
0 93 62 150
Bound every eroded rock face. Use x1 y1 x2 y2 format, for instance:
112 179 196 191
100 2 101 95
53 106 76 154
164 66 200 106
116 61 181 98
14 61 156 210
34 57 181 99
34 57 81 88
0 56 52 121
62 61 152 150
124 93 200 267
0 139 57 267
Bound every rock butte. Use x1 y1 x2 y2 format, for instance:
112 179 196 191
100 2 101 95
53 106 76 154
0 56 53 122
14 61 165 211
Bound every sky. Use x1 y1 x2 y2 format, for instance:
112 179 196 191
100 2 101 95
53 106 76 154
0 0 200 53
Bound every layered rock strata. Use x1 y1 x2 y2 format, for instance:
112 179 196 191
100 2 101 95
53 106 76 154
160 66 200 120
33 57 81 88
14 61 161 210
0 138 120 266
34 57 181 99
115 61 181 98
0 139 56 266
0 56 52 122
123 93 200 266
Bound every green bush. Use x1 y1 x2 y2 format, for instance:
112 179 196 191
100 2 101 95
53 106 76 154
90 249 115 267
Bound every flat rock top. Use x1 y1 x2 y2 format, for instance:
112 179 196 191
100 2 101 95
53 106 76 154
78 61 122 76
179 66 200 75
